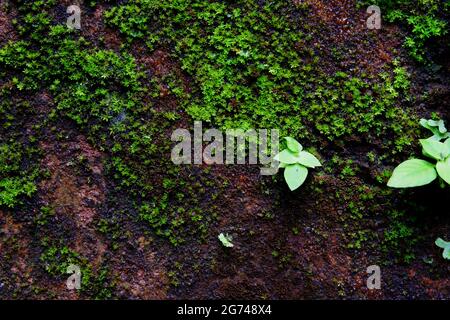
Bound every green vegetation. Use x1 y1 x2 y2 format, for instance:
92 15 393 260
0 0 419 247
382 209 417 263
40 240 114 298
0 0 448 300
274 137 322 191
105 0 416 152
420 118 450 141
388 119 450 188
0 1 222 245
34 206 55 226
435 238 450 260
0 141 39 208
363 0 449 63
218 233 234 248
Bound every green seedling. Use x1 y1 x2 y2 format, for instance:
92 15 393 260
420 118 450 141
388 119 450 188
274 137 322 191
435 238 450 260
218 233 234 248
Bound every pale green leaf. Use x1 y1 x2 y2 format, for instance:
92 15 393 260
284 137 302 153
420 139 448 160
445 138 450 153
387 159 437 188
435 238 449 249
296 151 322 168
436 157 450 185
438 120 447 134
274 149 299 164
419 118 428 128
421 118 449 140
442 248 449 259
218 233 234 248
425 135 442 141
284 164 308 191
435 238 450 260
428 119 440 127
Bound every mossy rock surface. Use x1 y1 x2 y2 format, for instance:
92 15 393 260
0 0 449 299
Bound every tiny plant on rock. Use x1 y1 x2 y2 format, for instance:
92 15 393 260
388 119 450 188
274 137 322 191
435 238 450 260
218 233 234 248
420 118 450 141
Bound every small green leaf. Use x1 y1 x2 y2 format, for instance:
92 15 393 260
425 135 442 141
218 233 234 248
284 164 308 191
296 151 322 168
445 138 450 153
435 238 450 260
428 119 440 127
420 139 448 160
274 149 299 164
421 118 449 140
436 157 450 185
284 137 302 153
438 120 447 134
435 238 448 249
387 159 437 188
442 248 450 260
419 118 428 128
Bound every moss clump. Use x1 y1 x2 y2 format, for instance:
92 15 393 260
0 100 40 208
360 0 449 63
0 2 222 244
105 0 417 153
40 240 114 299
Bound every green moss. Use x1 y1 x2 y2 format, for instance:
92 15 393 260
0 1 430 262
360 0 449 63
0 141 39 208
105 0 416 152
0 1 226 244
40 241 114 299
34 206 55 226
381 209 418 263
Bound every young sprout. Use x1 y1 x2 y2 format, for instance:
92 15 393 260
388 119 450 188
420 118 450 141
218 233 234 248
435 238 450 260
274 137 322 191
